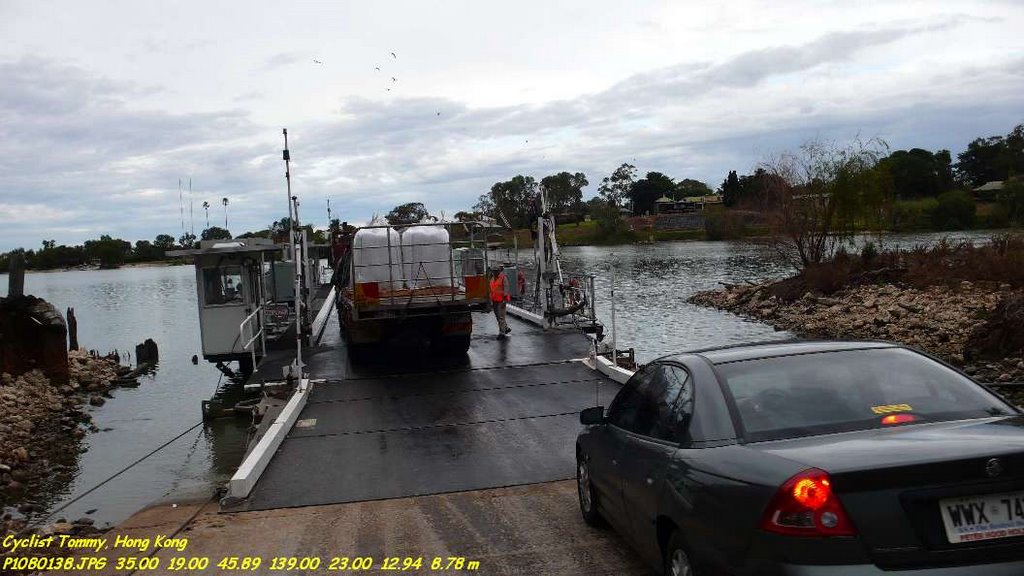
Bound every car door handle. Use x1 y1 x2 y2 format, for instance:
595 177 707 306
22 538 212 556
645 477 653 485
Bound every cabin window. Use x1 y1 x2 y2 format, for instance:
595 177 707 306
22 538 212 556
203 266 244 305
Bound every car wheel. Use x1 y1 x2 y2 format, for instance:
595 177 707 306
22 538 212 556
576 452 603 526
664 531 696 576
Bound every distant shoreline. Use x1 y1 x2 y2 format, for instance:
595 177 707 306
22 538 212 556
0 260 188 275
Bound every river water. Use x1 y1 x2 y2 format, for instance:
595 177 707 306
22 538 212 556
2 231 996 526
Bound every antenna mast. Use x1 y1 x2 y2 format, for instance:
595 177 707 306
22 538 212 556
189 177 194 236
283 129 303 374
178 178 185 238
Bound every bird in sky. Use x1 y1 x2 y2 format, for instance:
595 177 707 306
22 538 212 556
375 66 380 71
436 112 441 116
387 88 392 92
525 139 529 143
391 77 397 82
391 52 397 58
313 59 322 64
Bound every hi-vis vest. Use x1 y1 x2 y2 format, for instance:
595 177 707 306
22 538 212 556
490 272 510 302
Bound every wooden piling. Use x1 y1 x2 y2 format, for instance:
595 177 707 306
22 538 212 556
67 307 79 351
8 253 25 297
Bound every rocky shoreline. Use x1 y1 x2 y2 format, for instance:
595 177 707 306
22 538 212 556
689 282 1024 404
1 350 125 534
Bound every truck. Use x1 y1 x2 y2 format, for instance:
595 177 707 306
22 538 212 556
332 222 491 359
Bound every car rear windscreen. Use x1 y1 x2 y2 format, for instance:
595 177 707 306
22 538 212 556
716 348 1016 442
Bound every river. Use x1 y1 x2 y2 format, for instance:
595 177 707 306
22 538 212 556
1 230 997 526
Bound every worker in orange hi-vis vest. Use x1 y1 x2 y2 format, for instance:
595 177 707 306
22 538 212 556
489 267 512 337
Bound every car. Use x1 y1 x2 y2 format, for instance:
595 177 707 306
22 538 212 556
576 340 1024 575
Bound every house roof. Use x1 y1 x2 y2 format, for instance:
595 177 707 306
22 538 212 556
974 181 1004 192
655 196 674 203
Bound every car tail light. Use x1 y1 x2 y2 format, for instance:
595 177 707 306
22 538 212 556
881 413 917 425
759 468 856 537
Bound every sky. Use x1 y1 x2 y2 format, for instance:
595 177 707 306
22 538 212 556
0 0 1022 250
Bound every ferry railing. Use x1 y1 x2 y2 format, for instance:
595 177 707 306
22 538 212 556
239 305 264 367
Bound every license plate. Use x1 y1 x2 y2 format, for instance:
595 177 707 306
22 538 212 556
940 491 1024 543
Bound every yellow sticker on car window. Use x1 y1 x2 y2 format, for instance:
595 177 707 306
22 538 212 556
871 403 913 414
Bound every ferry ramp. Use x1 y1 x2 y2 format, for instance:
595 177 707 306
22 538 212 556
240 311 623 511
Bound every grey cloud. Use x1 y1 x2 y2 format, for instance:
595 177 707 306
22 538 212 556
259 52 304 71
1 18 1021 250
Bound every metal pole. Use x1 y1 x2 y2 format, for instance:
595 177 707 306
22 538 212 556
283 129 302 374
610 254 617 368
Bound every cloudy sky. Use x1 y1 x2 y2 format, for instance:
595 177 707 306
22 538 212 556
1 0 1021 250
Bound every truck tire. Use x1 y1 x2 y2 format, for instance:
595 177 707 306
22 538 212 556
432 334 471 357
346 343 373 364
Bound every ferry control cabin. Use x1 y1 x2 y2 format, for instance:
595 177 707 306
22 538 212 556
169 238 325 375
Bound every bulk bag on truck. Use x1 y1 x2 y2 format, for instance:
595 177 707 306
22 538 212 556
401 226 452 289
352 228 403 292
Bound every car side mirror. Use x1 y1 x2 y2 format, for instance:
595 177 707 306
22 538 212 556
580 406 606 425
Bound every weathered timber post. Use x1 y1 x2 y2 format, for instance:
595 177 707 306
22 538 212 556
135 338 159 367
67 307 79 351
8 253 25 297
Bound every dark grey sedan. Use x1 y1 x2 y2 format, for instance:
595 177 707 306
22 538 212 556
576 341 1024 575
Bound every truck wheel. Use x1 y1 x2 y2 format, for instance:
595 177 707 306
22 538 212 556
347 343 372 364
238 356 254 377
432 334 471 356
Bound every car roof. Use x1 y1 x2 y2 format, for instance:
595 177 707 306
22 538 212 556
661 339 899 365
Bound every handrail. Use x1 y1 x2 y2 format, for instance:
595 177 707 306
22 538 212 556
239 305 264 368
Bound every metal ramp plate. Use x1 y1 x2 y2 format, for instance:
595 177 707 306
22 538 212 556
241 314 621 511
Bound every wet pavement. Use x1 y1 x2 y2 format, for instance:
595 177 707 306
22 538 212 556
239 312 620 511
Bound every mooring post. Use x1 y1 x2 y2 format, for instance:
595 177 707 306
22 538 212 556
9 252 25 297
67 307 79 351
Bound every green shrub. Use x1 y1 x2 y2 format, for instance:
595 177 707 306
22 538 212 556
892 198 938 231
704 209 747 240
931 190 976 231
998 180 1024 224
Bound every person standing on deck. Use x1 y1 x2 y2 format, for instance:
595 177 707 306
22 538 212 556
490 267 512 337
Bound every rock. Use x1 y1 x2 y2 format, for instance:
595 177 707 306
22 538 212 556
72 517 95 526
89 395 105 407
999 373 1013 382
0 463 10 473
1001 283 1012 291
17 503 35 513
13 446 29 461
961 281 973 290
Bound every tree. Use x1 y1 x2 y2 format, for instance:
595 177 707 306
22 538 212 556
540 172 588 216
878 148 953 198
84 235 131 268
42 239 56 250
761 138 892 269
178 232 197 249
719 170 741 207
201 226 233 241
597 163 636 207
222 197 230 229
955 124 1024 187
629 171 675 215
154 234 176 249
133 240 163 261
202 201 211 228
485 175 539 228
675 178 713 199
386 202 430 225
589 198 627 237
